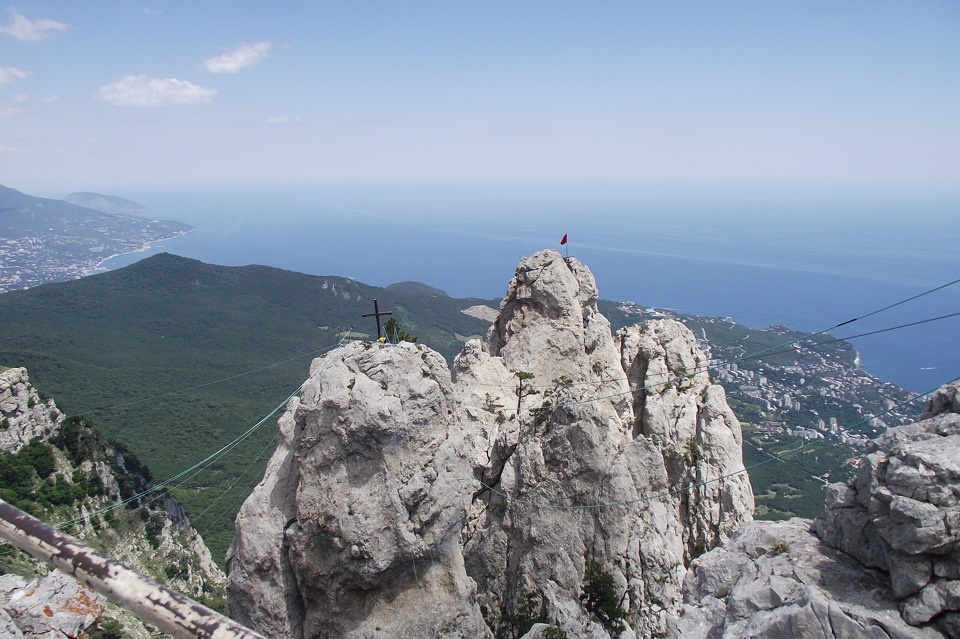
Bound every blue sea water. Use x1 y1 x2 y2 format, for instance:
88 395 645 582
101 185 960 394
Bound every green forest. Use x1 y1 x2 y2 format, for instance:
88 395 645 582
0 253 492 561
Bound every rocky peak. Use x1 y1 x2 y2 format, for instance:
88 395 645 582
227 250 754 638
487 251 610 377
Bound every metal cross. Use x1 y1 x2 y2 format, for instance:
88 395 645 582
361 299 392 340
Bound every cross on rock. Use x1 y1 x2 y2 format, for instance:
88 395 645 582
361 299 393 340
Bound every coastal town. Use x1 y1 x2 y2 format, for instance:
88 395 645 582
0 226 193 293
0 186 194 293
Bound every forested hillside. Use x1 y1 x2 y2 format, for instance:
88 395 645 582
0 253 493 560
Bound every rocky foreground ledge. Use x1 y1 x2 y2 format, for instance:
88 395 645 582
679 382 960 638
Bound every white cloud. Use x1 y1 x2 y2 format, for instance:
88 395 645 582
266 114 301 125
0 107 25 117
0 144 22 153
0 66 30 85
41 94 62 103
13 93 28 102
204 41 272 74
0 9 67 41
95 75 217 107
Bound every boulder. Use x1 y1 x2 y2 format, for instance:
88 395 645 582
2 570 105 639
677 518 943 639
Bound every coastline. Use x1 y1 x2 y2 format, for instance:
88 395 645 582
87 227 197 275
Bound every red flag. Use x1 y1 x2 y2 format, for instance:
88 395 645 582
560 233 568 245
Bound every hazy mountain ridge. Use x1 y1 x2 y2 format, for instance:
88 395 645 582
386 280 450 297
64 191 149 215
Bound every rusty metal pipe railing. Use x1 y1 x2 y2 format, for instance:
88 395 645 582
0 499 265 639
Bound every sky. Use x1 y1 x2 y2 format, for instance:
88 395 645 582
1 1 959 196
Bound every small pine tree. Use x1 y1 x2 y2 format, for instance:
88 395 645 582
581 561 626 636
384 317 417 343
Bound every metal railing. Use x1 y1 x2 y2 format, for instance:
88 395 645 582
0 499 266 639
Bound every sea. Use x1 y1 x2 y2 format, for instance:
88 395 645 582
98 185 960 395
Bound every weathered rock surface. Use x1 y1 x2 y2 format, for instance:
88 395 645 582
814 381 960 637
460 252 753 638
677 518 943 638
228 249 754 638
228 340 487 638
0 367 60 454
677 381 960 638
1 570 105 639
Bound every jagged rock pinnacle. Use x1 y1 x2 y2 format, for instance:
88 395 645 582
227 249 754 639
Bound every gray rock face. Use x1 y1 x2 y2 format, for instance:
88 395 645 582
462 253 753 638
677 381 960 638
228 250 754 638
814 382 960 636
0 367 60 454
1 570 105 639
677 518 944 639
228 340 488 639
620 320 754 561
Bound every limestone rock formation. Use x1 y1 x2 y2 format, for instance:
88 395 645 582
228 249 754 638
814 381 960 636
228 341 487 638
459 252 753 638
676 518 943 638
0 367 60 454
677 381 960 638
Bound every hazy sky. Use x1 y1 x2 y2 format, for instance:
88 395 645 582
2 1 959 195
